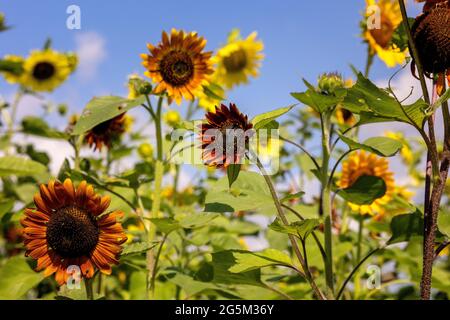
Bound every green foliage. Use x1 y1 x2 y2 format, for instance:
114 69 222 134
339 136 403 157
251 105 295 129
388 210 424 245
21 116 68 139
337 175 387 205
269 218 320 239
228 249 294 273
0 156 47 177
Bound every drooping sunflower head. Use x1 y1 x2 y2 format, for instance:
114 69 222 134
411 1 450 76
363 0 407 67
21 49 73 92
141 29 214 105
85 113 132 151
200 103 253 168
0 54 24 84
338 151 395 216
212 29 264 89
21 179 127 285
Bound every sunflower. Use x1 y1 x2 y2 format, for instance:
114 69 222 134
200 103 253 168
21 49 72 92
141 29 214 105
85 113 132 151
21 179 127 286
338 151 395 215
363 0 407 68
411 0 450 95
212 29 264 89
0 55 24 84
335 107 356 126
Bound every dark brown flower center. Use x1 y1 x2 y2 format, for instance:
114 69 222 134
92 118 115 135
341 109 353 122
33 62 56 81
46 206 99 258
223 49 247 73
160 50 194 86
369 15 395 49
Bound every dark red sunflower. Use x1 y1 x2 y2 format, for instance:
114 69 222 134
21 179 127 286
85 113 130 151
200 103 253 168
411 0 450 94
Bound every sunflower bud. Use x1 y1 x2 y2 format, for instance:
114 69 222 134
411 1 450 75
163 110 181 127
317 72 345 95
65 52 78 72
138 143 154 160
128 76 152 99
57 104 68 116
0 12 7 32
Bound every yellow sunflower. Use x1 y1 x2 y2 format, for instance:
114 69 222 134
141 29 214 105
363 0 408 67
338 151 395 215
0 55 24 84
21 49 72 92
212 29 264 89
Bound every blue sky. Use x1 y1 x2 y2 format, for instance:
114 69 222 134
1 0 423 118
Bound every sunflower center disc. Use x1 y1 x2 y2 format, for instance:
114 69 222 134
33 62 56 80
47 206 99 258
160 50 194 86
223 49 247 73
369 15 394 49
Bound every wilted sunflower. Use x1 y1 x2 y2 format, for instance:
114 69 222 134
411 0 450 95
141 29 214 105
21 179 127 285
338 151 395 215
363 0 407 68
85 113 132 151
0 55 24 84
21 49 72 92
212 29 264 89
200 103 253 168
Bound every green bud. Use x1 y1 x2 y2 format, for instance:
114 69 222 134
318 72 344 95
57 104 68 116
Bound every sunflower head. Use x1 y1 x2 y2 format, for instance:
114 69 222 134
141 29 214 105
200 103 253 168
338 151 395 215
363 0 407 67
212 29 264 89
411 1 450 76
85 113 131 151
21 49 74 92
21 179 127 285
335 107 356 126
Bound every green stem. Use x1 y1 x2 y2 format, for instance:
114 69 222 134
5 89 23 155
320 113 334 296
364 48 374 78
85 278 94 300
354 218 364 298
150 233 168 295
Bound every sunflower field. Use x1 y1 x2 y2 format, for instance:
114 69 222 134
0 0 449 303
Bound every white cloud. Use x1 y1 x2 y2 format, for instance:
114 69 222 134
75 32 107 81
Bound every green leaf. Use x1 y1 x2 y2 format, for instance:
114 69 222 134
21 116 68 139
211 251 263 287
269 218 320 239
0 59 23 75
251 105 295 130
391 18 416 51
204 171 275 213
339 136 403 157
227 164 241 188
437 211 450 238
431 88 450 113
0 256 44 299
149 218 180 234
388 210 423 245
281 191 305 203
0 199 14 220
179 213 219 228
0 156 47 177
202 83 225 101
228 249 293 273
121 241 158 257
72 96 145 135
337 175 386 205
343 73 428 128
291 84 346 114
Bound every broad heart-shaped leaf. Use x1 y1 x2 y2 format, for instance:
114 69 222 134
343 73 429 128
121 241 158 257
337 175 386 205
211 251 263 287
227 164 241 188
228 249 293 273
339 135 403 157
291 84 346 114
204 171 276 213
269 218 320 239
0 256 44 299
437 210 450 238
21 116 68 139
251 105 295 130
150 213 219 234
0 156 47 177
72 95 145 135
388 210 424 245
